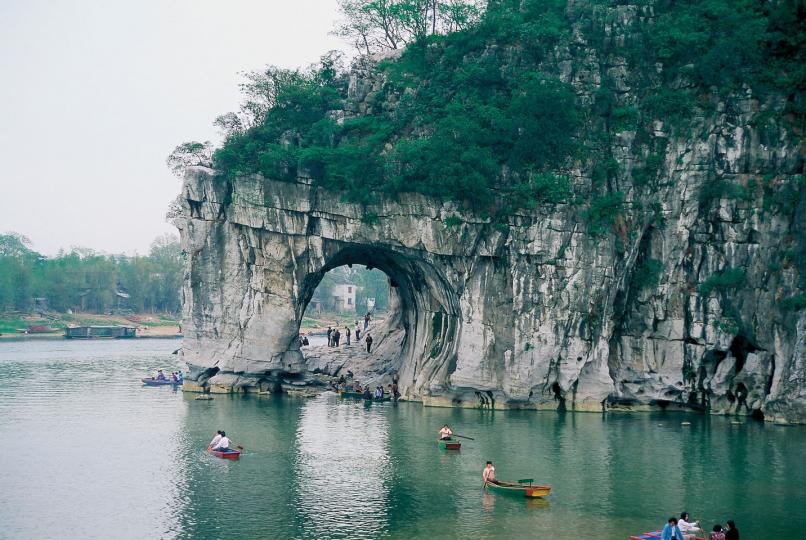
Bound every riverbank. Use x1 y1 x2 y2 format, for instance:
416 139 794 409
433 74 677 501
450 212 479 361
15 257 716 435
299 311 386 335
0 311 181 339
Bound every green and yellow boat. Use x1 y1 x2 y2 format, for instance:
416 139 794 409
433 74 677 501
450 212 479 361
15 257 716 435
484 479 551 498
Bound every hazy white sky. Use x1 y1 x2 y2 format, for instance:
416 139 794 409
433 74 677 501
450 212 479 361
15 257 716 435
0 0 342 255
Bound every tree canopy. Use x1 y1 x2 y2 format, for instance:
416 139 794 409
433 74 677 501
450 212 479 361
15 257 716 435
169 0 805 228
0 233 183 314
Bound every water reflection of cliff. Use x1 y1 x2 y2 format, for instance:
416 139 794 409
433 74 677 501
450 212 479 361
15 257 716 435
293 395 392 538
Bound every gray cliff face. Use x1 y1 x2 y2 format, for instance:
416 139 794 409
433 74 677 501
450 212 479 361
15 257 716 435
175 3 805 422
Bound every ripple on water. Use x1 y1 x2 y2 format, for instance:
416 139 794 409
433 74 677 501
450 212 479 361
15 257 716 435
1 340 805 539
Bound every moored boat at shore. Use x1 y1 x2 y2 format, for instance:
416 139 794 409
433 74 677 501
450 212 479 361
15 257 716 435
484 479 551 498
336 390 364 398
337 389 391 401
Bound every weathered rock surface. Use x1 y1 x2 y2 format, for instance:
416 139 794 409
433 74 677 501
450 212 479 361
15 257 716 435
175 1 805 422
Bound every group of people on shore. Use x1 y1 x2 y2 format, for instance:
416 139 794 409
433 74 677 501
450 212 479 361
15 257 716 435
326 319 374 350
312 313 375 352
662 513 739 540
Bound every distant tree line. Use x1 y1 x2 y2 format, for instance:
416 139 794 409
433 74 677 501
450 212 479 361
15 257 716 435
0 233 183 314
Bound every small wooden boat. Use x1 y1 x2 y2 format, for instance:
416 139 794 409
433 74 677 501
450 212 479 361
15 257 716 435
437 437 461 450
484 479 551 498
208 447 240 460
629 532 705 540
336 390 364 398
365 395 391 402
142 378 182 386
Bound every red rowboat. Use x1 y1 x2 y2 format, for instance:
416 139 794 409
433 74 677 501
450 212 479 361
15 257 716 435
208 447 240 459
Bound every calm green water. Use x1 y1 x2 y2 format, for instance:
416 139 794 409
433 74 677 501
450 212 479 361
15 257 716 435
1 340 804 539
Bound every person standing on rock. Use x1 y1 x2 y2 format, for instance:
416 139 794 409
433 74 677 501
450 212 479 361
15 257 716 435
334 328 341 347
365 334 373 353
345 326 351 345
327 327 333 347
355 324 361 341
364 312 371 330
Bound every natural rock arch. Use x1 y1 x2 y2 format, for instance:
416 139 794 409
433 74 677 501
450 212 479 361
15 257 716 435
176 167 806 423
296 243 462 398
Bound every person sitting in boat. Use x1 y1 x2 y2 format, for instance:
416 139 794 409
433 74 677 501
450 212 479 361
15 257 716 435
212 431 232 452
177 371 183 383
155 369 166 381
374 386 383 399
679 512 701 540
171 372 179 382
439 424 453 440
482 461 495 483
208 430 223 449
724 520 739 540
661 517 685 540
362 387 372 399
710 524 726 540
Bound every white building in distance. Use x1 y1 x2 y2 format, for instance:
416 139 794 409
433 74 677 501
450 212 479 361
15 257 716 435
332 283 356 312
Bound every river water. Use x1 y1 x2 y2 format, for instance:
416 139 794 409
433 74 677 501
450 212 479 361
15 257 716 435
0 339 803 539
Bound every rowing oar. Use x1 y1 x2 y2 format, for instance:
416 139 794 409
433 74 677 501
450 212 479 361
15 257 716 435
452 434 475 440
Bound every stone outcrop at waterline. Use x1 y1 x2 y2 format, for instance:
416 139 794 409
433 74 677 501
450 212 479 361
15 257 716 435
174 0 805 423
176 156 805 423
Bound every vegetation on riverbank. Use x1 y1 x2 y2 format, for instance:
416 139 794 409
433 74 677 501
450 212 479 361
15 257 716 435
0 232 183 314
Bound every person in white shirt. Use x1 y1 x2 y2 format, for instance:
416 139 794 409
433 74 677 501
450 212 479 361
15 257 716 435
208 430 223 449
679 512 701 540
439 424 453 440
482 461 495 483
213 432 231 452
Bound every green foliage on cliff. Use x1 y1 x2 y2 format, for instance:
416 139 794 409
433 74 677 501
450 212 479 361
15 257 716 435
177 0 804 226
699 268 747 295
782 295 806 311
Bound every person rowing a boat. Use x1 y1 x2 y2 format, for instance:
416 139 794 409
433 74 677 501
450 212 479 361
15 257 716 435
482 461 495 484
439 424 453 440
155 369 166 381
208 430 223 449
212 431 233 452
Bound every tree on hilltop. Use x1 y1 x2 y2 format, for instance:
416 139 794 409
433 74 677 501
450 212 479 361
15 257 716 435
334 0 484 54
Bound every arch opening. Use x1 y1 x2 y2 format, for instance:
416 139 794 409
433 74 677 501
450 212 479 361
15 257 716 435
292 245 461 398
